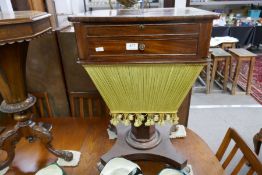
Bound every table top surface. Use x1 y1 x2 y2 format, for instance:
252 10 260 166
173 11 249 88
0 117 225 175
0 11 50 25
229 48 257 57
68 7 219 23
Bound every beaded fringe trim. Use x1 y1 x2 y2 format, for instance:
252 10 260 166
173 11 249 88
110 113 179 127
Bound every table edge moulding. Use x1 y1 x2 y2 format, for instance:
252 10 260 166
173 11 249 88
68 7 219 171
0 11 73 170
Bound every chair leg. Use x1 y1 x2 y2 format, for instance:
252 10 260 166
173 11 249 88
253 129 262 155
206 60 211 94
224 58 230 92
230 56 234 80
246 57 255 95
232 59 242 95
69 96 76 117
210 59 218 93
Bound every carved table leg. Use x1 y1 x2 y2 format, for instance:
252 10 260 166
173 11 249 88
31 123 73 161
0 128 21 170
253 129 262 155
0 115 73 170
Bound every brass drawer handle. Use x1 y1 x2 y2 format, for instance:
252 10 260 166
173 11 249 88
139 43 145 51
138 24 145 30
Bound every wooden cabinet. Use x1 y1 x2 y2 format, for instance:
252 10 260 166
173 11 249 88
68 7 219 125
11 0 46 11
71 8 218 64
68 7 219 169
85 23 199 36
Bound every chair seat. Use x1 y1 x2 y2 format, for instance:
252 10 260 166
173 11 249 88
210 48 231 58
229 48 257 57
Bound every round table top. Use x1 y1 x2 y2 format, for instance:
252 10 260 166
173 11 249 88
0 117 225 175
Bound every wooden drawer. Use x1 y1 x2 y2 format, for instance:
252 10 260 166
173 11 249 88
85 23 199 37
88 38 198 56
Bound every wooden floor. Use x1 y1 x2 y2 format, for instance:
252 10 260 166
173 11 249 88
0 117 225 175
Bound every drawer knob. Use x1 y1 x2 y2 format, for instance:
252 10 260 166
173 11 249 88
138 24 145 30
139 43 145 51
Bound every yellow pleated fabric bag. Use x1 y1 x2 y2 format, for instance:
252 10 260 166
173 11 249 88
84 64 203 126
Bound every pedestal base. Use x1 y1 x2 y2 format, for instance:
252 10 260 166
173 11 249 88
0 116 73 170
100 125 187 171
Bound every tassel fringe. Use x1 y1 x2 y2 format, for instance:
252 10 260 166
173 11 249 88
110 113 179 127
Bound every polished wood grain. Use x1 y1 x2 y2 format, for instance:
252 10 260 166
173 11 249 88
0 42 28 103
216 128 262 175
85 23 200 36
0 117 225 175
70 8 218 64
88 37 198 56
0 11 51 44
68 7 219 23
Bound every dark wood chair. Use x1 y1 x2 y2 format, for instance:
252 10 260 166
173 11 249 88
31 92 53 118
216 128 262 175
69 91 107 118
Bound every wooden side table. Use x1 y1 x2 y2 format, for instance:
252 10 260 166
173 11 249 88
228 48 257 95
209 48 231 92
0 11 72 170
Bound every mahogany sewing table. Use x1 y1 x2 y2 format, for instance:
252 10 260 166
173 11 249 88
0 117 226 175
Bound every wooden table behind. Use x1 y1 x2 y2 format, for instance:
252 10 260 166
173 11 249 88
0 117 225 175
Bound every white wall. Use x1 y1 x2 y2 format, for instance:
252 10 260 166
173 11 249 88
175 0 187 7
0 0 13 13
53 0 85 27
54 0 72 14
54 0 85 14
